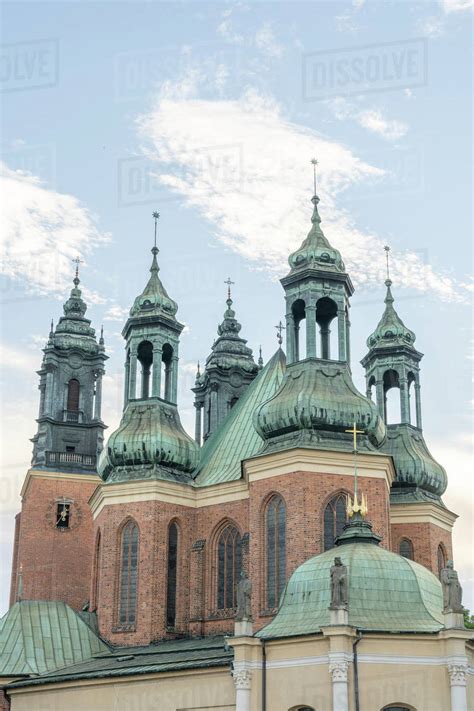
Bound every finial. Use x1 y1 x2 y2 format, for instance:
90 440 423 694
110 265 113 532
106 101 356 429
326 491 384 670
344 422 368 518
224 276 235 300
311 157 318 196
197 360 201 377
72 256 82 286
99 325 104 345
17 563 23 602
384 245 391 285
49 318 54 335
258 345 263 369
152 211 160 253
275 320 285 347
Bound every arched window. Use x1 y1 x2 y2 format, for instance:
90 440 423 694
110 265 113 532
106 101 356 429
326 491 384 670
137 340 153 399
119 520 139 626
437 544 446 577
266 495 286 608
399 538 414 560
382 706 414 711
383 369 401 424
92 530 101 611
316 296 338 360
217 524 241 610
161 343 173 401
289 707 316 711
166 522 179 628
67 378 80 411
324 493 348 551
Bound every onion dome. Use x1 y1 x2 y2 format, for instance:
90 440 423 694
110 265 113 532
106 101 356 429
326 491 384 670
254 359 386 452
258 513 444 638
288 195 345 275
366 279 416 350
47 271 101 355
98 399 199 483
129 246 178 319
385 424 447 500
205 295 257 374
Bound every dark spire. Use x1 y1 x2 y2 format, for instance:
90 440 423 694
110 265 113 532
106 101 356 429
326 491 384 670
258 345 264 370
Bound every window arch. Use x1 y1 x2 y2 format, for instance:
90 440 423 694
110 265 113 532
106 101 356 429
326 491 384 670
437 543 447 577
92 530 101 611
166 521 179 628
137 340 153 399
292 299 306 361
118 520 139 626
399 538 414 560
67 378 80 411
383 369 401 424
216 524 241 610
316 296 338 360
381 706 415 711
265 495 286 608
289 706 316 711
161 343 174 400
324 493 348 551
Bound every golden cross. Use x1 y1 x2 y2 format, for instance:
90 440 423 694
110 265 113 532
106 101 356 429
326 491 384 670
345 421 364 452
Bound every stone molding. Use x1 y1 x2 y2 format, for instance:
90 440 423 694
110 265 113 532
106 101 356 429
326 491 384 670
329 660 349 682
232 669 251 690
447 662 468 686
21 469 100 498
390 502 458 533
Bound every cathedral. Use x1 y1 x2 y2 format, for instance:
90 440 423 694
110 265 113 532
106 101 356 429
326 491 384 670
0 184 472 711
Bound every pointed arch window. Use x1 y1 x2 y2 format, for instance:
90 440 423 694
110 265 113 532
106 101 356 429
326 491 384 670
437 544 446 577
266 496 286 608
67 378 80 411
217 524 241 610
119 520 139 626
399 538 414 560
166 522 179 628
324 493 348 551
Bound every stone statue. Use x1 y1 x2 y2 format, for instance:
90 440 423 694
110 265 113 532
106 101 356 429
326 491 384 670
330 557 348 610
441 560 463 613
236 571 252 621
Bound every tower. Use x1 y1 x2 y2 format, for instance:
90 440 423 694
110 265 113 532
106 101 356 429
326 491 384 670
361 250 453 574
192 281 258 444
10 264 106 610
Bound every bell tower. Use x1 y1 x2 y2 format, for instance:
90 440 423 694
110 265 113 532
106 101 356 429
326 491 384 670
10 261 107 611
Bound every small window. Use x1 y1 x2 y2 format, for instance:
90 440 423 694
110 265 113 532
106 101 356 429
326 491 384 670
166 522 179 628
324 493 348 551
399 538 414 560
217 524 241 609
119 520 139 626
437 544 446 577
56 502 70 529
65 446 75 453
67 379 80 411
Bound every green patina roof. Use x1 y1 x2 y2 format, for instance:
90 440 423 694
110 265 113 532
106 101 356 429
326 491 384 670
258 542 444 638
7 636 232 689
194 349 286 486
0 601 108 677
366 280 416 351
129 247 179 321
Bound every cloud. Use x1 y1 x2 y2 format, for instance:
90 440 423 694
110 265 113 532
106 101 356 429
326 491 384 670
0 162 111 298
417 15 445 38
330 99 409 141
104 304 130 321
0 344 38 373
254 22 284 59
441 0 473 12
137 87 468 303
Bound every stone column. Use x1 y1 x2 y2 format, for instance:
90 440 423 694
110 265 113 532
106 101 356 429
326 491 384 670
329 656 350 711
415 381 422 429
375 379 385 420
306 304 317 358
345 315 351 366
194 403 202 445
189 539 205 637
337 308 346 361
128 350 137 400
285 312 295 363
210 384 218 435
447 662 468 711
170 355 179 403
123 357 130 409
152 345 161 398
400 376 410 423
94 373 102 420
44 369 54 416
233 669 251 711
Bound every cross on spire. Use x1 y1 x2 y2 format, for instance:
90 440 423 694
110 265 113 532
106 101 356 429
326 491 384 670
152 211 160 250
72 256 83 284
275 320 285 346
224 277 235 300
345 421 368 518
384 245 391 283
311 157 318 195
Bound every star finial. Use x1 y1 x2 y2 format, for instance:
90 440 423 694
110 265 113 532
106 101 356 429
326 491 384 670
224 277 235 300
384 245 391 284
311 157 318 196
72 256 83 286
275 320 285 346
152 211 160 251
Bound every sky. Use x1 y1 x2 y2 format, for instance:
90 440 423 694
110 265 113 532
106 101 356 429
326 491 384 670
0 0 472 615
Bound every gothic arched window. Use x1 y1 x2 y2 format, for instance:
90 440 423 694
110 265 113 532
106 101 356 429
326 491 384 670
324 493 348 551
92 530 101 611
399 538 414 560
166 522 179 628
119 520 139 626
217 524 241 610
437 544 446 577
266 495 286 608
67 378 80 411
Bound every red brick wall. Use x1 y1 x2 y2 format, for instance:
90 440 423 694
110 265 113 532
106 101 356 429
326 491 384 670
8 513 21 607
0 689 10 711
12 474 98 611
391 521 453 577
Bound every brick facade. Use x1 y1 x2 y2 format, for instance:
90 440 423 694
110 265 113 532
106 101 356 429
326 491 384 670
0 689 10 711
391 521 453 577
10 472 98 611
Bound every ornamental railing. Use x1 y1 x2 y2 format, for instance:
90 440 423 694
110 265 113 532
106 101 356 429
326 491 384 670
63 409 83 423
45 451 97 469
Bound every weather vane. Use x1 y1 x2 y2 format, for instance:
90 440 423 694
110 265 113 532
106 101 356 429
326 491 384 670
384 245 391 282
311 157 318 195
152 211 160 249
224 277 235 300
275 320 285 346
345 422 368 518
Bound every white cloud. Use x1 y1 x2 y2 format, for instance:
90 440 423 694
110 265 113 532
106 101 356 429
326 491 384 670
254 22 283 59
0 344 38 373
104 304 130 321
330 99 409 141
441 0 474 12
137 87 467 303
0 162 111 298
418 15 445 38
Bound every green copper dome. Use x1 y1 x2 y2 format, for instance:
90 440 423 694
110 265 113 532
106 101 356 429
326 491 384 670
129 247 178 319
98 398 199 483
367 280 416 350
48 275 102 355
204 296 257 374
258 540 444 638
288 195 345 275
254 359 386 451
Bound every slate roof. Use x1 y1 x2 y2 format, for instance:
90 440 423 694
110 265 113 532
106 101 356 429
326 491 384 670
7 635 233 688
0 601 109 677
193 349 286 486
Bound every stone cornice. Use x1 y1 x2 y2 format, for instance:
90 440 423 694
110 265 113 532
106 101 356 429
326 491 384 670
390 501 458 532
21 469 100 498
